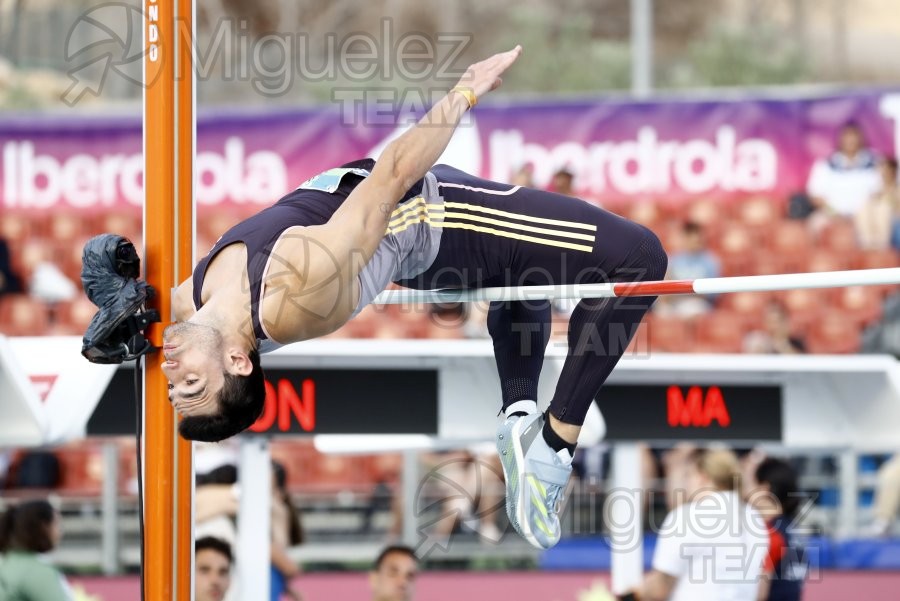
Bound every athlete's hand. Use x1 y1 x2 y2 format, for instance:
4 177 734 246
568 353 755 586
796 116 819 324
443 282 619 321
456 45 523 101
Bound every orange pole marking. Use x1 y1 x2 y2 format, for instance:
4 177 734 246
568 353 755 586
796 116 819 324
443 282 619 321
144 0 194 597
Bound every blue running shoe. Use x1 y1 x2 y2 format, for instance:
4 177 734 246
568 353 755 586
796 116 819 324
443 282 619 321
496 410 572 549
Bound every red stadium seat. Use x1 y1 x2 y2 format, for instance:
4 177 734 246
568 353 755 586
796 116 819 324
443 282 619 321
836 285 883 327
751 251 787 276
821 218 859 254
768 221 814 272
716 221 757 254
646 314 693 352
1 213 33 243
0 294 51 336
625 320 652 356
55 442 104 496
686 198 726 233
855 248 900 298
719 291 773 322
715 221 757 276
737 196 780 234
771 220 813 255
102 212 141 243
859 248 900 270
626 202 661 228
806 309 861 354
49 213 84 245
778 288 827 332
15 238 52 278
807 250 852 273
693 310 747 353
273 441 375 495
54 295 96 333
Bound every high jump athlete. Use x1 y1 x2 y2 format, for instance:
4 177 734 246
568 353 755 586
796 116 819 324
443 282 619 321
161 45 667 549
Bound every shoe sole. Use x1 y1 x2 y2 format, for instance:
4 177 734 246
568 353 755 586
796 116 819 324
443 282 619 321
499 416 543 549
496 420 518 534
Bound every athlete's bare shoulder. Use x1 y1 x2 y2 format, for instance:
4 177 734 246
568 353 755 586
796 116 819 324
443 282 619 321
260 224 361 342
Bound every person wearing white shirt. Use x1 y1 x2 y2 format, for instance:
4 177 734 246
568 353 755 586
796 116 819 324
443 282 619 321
806 121 881 217
625 449 769 601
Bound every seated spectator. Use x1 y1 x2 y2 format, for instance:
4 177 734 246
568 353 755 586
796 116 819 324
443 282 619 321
743 301 806 354
510 164 535 188
387 447 504 545
630 449 768 601
0 238 24 296
655 222 720 318
370 545 418 601
0 500 73 601
746 458 807 601
195 536 233 601
426 302 468 339
550 167 575 196
806 121 881 231
855 157 900 250
194 462 304 601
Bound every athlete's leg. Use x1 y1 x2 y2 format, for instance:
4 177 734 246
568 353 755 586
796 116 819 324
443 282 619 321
400 165 667 549
406 164 667 427
486 299 552 414
549 221 668 431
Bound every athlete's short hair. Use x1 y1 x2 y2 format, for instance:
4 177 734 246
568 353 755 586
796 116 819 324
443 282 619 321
178 350 266 442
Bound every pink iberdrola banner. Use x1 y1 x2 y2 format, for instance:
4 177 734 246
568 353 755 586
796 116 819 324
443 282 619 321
2 87 900 213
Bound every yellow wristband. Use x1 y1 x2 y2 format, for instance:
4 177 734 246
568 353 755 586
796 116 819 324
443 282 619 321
451 86 477 110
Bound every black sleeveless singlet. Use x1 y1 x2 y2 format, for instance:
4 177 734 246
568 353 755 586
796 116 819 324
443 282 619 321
191 159 430 347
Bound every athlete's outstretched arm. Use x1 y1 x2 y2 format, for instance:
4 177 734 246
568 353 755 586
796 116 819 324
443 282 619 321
324 45 524 270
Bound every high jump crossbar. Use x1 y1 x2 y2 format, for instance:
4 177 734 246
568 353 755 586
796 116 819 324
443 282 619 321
372 267 900 305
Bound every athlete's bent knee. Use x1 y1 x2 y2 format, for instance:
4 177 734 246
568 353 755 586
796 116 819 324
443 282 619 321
628 225 668 282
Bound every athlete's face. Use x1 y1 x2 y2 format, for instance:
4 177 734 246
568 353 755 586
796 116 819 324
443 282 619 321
369 552 418 601
161 322 227 417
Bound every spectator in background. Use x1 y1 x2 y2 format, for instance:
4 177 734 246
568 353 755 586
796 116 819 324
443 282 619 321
655 222 720 318
195 536 233 601
550 167 574 196
865 454 900 537
510 164 534 188
271 461 304 601
194 463 304 601
387 447 505 545
0 500 73 601
746 458 807 601
743 301 806 354
630 449 768 601
806 121 881 229
855 157 900 250
0 238 24 296
370 545 418 601
425 302 468 339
